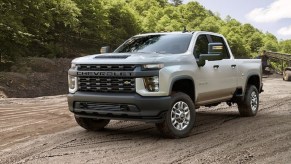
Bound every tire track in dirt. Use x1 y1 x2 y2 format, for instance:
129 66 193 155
0 96 74 152
0 78 291 164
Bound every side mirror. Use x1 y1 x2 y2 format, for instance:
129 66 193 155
196 43 224 67
100 46 110 54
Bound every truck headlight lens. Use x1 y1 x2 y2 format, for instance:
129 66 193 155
71 63 77 69
68 75 77 93
143 76 159 92
142 64 164 70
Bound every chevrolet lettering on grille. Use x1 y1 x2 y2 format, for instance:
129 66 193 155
77 71 133 77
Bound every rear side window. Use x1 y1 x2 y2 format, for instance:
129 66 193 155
210 35 230 59
193 35 209 59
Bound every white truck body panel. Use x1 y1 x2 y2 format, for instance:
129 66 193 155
70 31 262 106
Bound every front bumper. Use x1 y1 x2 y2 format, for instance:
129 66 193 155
68 92 171 122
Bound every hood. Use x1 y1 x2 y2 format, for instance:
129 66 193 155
72 52 190 65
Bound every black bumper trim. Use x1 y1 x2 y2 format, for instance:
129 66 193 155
68 92 171 122
74 113 165 123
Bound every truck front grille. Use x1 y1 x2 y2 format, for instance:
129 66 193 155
78 77 135 93
78 64 136 71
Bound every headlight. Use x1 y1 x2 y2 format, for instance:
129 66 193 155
68 75 77 93
144 76 159 92
71 63 77 69
142 64 164 70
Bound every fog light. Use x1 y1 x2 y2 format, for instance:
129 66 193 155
68 75 77 93
144 76 159 92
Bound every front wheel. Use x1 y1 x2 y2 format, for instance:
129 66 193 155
156 92 196 138
283 70 291 81
237 85 259 117
75 116 110 131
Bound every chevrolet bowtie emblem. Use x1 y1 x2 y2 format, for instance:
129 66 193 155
124 81 131 85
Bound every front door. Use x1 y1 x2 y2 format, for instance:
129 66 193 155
194 34 237 105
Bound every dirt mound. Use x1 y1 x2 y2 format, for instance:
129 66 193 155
0 58 72 98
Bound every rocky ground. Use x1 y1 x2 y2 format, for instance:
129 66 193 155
0 78 290 164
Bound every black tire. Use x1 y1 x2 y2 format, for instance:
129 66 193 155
283 70 291 81
237 85 259 117
0 91 7 99
155 92 195 138
75 116 110 131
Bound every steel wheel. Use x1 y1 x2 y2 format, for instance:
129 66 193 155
250 91 258 112
171 101 190 130
238 85 259 117
155 92 196 138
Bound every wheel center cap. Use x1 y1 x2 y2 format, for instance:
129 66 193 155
180 113 185 118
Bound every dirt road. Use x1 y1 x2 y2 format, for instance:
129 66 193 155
0 78 290 164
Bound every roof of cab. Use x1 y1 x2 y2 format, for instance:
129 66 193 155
134 31 195 37
134 31 224 37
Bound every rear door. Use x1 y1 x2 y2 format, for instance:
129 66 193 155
210 35 238 94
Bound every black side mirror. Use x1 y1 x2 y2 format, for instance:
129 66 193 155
100 46 110 54
196 43 224 67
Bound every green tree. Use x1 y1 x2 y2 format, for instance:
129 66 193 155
179 2 209 31
171 0 183 6
247 32 263 52
102 0 141 48
0 0 287 63
198 16 221 32
128 0 165 16
0 0 80 60
224 31 249 58
142 6 164 32
261 33 279 52
279 40 291 54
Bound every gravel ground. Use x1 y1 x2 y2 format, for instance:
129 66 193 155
0 78 290 164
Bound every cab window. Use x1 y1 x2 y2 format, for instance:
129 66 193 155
210 35 230 59
193 35 209 59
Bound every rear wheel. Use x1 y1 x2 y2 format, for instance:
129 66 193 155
0 91 7 99
283 70 291 81
156 92 195 138
237 85 259 117
75 116 110 131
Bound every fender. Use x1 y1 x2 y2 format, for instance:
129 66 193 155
169 75 196 100
244 73 262 95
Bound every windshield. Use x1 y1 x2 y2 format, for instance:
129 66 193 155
114 34 193 54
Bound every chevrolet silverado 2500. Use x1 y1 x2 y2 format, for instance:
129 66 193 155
68 31 263 138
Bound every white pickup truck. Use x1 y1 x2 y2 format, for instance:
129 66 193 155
68 31 263 138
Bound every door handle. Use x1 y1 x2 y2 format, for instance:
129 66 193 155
231 64 236 68
213 65 219 69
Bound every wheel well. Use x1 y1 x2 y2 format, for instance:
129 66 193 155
171 79 194 101
247 75 260 91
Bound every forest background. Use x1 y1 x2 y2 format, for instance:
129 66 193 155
1 0 291 68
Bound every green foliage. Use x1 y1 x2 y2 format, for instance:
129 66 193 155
0 0 80 60
260 33 279 52
170 0 183 6
0 0 290 63
198 16 221 32
279 40 291 54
